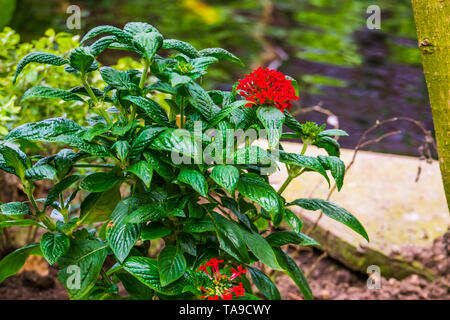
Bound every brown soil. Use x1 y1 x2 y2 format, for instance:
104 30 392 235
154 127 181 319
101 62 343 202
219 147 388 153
277 233 449 300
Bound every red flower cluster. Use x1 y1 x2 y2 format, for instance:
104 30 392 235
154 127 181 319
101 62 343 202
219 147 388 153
236 67 299 113
196 258 247 300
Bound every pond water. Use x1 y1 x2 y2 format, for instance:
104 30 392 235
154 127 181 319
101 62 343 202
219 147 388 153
7 0 434 156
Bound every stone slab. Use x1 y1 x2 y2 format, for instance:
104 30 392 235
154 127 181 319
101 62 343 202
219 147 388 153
269 141 449 280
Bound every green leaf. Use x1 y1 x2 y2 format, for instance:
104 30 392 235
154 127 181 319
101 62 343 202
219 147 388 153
198 47 243 65
279 151 330 186
89 36 117 56
186 82 220 121
0 202 31 217
265 231 319 247
179 233 197 256
80 172 121 192
313 136 340 157
69 47 95 73
131 127 165 156
40 232 70 265
149 128 200 160
210 212 249 263
207 100 251 129
141 222 171 240
284 209 303 233
112 140 130 162
123 96 172 127
248 267 281 300
289 198 369 241
183 218 215 233
106 197 142 262
157 246 186 286
21 86 84 102
256 106 285 148
273 248 313 300
123 256 185 295
25 164 57 181
169 72 192 87
178 170 208 197
14 52 67 84
6 118 109 157
58 239 108 300
46 175 82 207
133 31 163 60
162 39 199 58
0 244 42 283
79 184 121 224
81 25 132 45
210 165 239 194
0 142 27 178
236 175 282 226
240 228 281 270
100 67 138 91
317 155 345 191
0 219 43 229
125 204 166 223
127 161 153 188
115 270 154 299
318 129 349 137
123 22 158 35
143 152 174 179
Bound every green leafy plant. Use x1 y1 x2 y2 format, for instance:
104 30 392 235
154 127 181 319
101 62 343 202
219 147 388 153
0 22 368 300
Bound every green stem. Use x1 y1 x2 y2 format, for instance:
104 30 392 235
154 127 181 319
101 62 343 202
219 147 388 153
277 175 294 195
180 97 185 128
139 59 151 90
300 142 308 155
74 163 116 168
81 74 98 104
100 269 113 285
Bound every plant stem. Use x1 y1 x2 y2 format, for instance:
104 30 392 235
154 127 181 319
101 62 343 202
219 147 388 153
74 163 116 168
300 142 308 155
180 97 185 128
277 175 293 195
277 143 309 195
100 269 113 285
81 74 98 104
139 59 150 90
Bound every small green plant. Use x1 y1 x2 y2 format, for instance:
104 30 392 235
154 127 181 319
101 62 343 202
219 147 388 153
0 22 368 300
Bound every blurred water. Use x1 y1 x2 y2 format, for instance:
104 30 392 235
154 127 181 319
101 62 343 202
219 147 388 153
8 0 433 156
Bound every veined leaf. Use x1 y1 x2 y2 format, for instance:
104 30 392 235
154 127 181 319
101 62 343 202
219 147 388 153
240 228 281 270
318 129 349 137
0 219 43 229
40 232 70 265
141 222 171 240
198 47 243 65
123 256 185 295
0 202 31 217
90 36 117 56
317 155 345 191
284 209 303 233
265 231 319 247
279 151 330 186
100 67 138 91
123 96 172 127
184 218 215 233
288 198 369 241
257 106 285 148
149 128 200 160
69 47 95 74
25 164 57 181
0 142 28 179
107 197 142 262
80 172 121 193
162 39 199 58
0 244 42 283
178 170 208 197
46 175 82 207
14 52 67 84
130 127 165 156
273 248 313 300
125 204 166 223
210 212 249 263
58 239 108 299
210 165 239 194
79 184 121 224
207 100 251 129
123 22 158 35
248 267 281 300
133 31 163 60
157 246 186 286
22 86 84 102
81 25 133 44
236 175 282 226
127 161 153 188
313 136 340 157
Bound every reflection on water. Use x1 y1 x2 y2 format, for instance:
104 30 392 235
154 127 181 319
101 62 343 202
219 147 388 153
8 0 433 156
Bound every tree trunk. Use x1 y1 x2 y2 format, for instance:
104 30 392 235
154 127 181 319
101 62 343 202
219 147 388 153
411 0 450 207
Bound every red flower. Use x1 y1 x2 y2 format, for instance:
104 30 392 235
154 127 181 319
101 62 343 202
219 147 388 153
196 259 247 300
236 67 299 112
229 265 247 280
229 282 245 297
